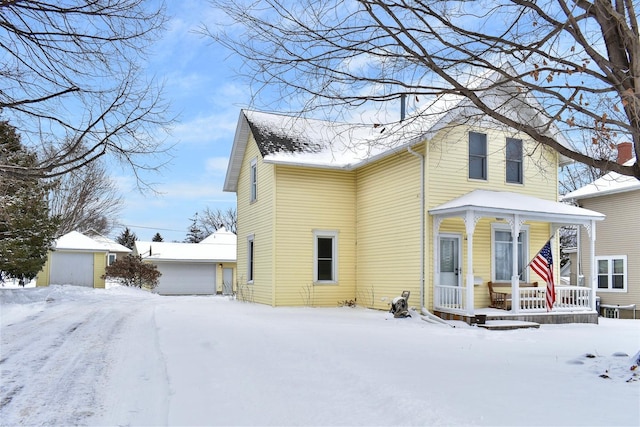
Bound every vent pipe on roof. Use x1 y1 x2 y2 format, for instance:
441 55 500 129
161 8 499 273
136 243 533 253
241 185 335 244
400 93 406 122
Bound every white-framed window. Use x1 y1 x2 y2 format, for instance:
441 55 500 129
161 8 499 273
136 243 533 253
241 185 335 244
247 234 255 283
596 255 627 291
249 158 257 203
107 253 116 266
469 131 487 180
506 137 523 184
492 224 529 282
313 230 338 283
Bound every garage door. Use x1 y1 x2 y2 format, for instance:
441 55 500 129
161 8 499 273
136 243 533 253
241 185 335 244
155 262 216 295
50 252 94 287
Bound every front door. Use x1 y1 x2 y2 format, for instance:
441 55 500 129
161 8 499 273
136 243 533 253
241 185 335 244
439 235 461 307
439 235 461 287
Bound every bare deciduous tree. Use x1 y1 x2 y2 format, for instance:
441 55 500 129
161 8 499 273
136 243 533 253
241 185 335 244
0 0 172 182
205 0 639 179
199 207 237 235
48 158 124 236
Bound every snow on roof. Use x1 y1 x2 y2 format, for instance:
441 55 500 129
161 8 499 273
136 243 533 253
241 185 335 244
89 234 132 253
54 231 110 252
563 159 639 200
429 190 604 223
199 227 237 245
134 239 236 263
224 67 572 192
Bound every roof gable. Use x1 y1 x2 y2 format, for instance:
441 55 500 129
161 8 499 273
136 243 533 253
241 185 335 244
223 67 571 192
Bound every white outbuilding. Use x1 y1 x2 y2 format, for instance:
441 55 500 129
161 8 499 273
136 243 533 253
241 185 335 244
134 228 237 295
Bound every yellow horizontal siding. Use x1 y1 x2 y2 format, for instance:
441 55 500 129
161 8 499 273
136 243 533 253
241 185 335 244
424 123 558 310
236 135 275 305
426 123 558 209
356 149 422 310
274 166 357 307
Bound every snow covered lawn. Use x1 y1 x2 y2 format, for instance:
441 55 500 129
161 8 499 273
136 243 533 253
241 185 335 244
1 285 638 426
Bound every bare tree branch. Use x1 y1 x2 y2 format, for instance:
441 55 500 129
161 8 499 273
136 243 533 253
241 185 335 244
204 0 640 179
0 0 173 183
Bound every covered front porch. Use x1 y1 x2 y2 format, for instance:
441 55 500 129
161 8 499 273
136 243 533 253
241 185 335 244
428 190 605 325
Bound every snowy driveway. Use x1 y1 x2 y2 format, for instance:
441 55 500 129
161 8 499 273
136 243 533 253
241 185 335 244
1 285 639 426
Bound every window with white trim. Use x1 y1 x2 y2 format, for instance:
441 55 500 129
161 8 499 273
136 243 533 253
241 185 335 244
107 253 116 266
314 230 338 283
247 234 255 282
469 132 487 180
492 224 529 282
249 158 257 203
506 137 523 184
596 256 627 291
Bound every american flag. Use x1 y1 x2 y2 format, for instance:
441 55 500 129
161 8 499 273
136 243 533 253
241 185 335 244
530 240 555 311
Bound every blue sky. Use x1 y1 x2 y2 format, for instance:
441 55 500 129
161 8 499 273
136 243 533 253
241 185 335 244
115 1 246 242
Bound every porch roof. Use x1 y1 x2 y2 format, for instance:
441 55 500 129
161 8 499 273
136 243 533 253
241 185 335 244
428 190 604 225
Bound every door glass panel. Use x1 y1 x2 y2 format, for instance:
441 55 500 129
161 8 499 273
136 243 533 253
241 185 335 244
440 238 456 273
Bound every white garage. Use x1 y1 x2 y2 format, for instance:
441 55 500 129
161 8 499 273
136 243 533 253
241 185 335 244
134 228 237 296
154 262 217 295
50 252 95 287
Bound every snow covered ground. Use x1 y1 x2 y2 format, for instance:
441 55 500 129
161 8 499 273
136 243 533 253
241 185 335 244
1 285 638 426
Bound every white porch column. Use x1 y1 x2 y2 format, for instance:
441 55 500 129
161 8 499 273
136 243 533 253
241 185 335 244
509 214 522 313
589 219 597 311
464 210 478 315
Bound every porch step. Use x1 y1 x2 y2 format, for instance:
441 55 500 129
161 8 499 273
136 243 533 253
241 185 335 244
477 320 540 330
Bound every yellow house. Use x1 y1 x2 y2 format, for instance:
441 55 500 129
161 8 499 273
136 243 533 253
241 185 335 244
224 80 605 324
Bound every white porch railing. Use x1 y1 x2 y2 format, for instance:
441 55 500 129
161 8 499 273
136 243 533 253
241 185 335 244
434 285 593 313
434 284 466 312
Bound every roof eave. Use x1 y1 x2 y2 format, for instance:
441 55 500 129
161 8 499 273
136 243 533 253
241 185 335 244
223 110 251 193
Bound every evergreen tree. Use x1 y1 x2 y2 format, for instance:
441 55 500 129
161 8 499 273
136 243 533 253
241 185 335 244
116 227 137 250
185 213 204 243
0 121 59 282
152 232 163 242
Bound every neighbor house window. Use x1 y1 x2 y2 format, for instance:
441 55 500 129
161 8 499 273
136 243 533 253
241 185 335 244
250 158 257 202
247 235 255 282
492 224 528 282
506 137 523 184
469 132 487 180
107 253 116 266
314 230 338 283
596 256 627 291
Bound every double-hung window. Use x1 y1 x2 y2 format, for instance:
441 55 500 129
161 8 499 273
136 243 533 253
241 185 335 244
506 138 523 184
596 256 627 291
469 132 487 180
492 224 528 282
314 230 338 283
249 158 257 203
247 234 255 282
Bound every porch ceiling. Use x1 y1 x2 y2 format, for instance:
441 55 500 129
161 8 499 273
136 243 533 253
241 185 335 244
428 190 604 225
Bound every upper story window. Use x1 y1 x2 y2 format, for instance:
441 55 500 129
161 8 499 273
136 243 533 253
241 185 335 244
469 132 487 180
249 158 257 202
506 138 523 184
596 256 627 291
314 230 338 284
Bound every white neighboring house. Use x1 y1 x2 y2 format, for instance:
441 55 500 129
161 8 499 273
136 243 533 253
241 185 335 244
36 231 132 288
563 143 639 319
134 228 237 296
